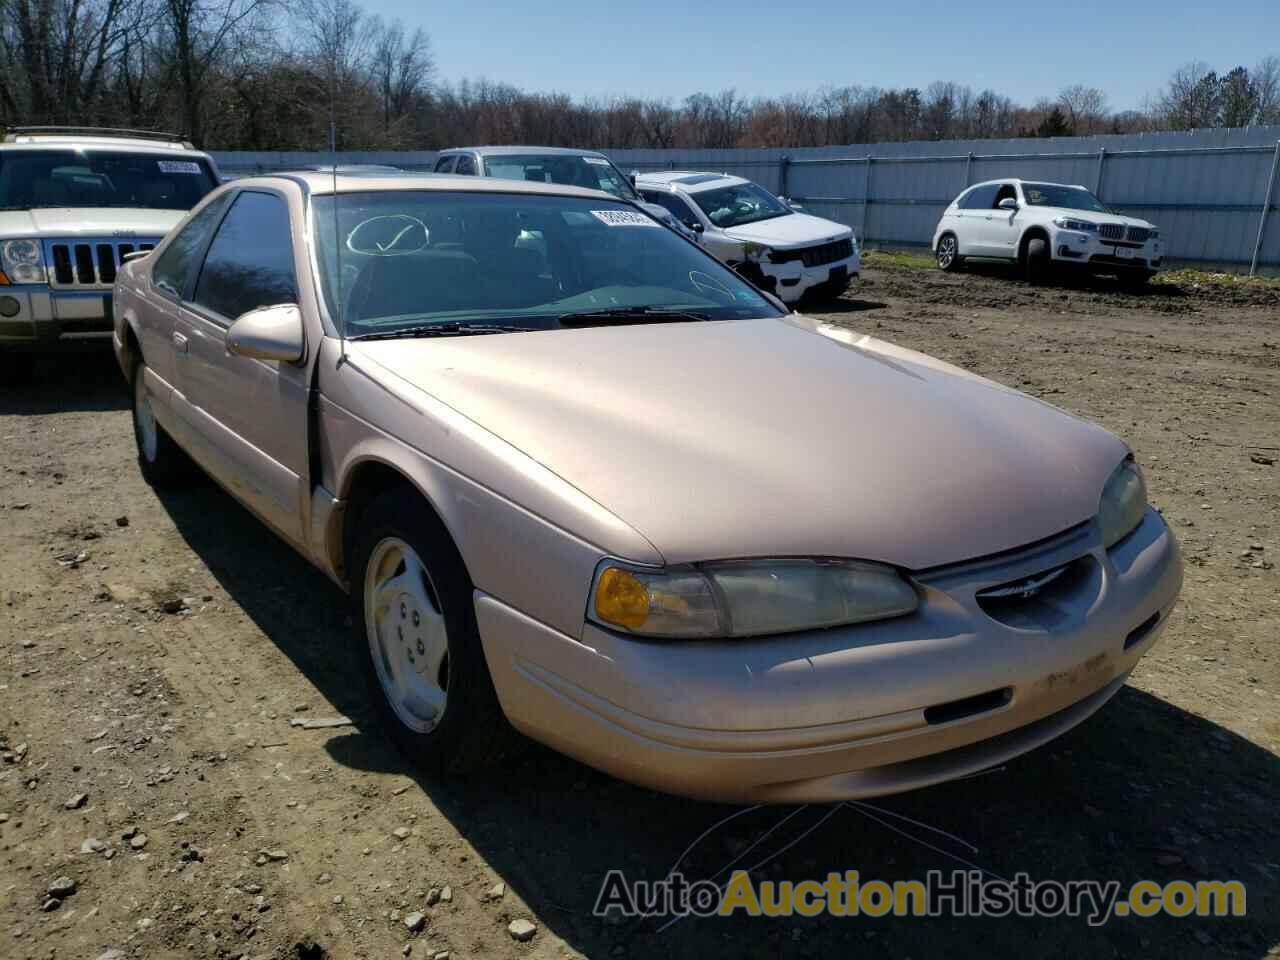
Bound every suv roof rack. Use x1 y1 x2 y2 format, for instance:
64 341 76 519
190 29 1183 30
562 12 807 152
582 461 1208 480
3 126 194 148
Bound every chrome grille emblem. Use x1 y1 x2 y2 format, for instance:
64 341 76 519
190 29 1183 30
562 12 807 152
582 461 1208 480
977 563 1071 601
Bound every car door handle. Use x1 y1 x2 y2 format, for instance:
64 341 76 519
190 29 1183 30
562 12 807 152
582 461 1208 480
173 332 189 354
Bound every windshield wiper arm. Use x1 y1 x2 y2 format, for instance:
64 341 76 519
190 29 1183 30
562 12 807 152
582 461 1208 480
349 321 540 341
558 306 711 327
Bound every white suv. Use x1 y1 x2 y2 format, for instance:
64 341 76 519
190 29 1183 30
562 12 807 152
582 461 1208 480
635 171 859 303
931 179 1162 286
0 126 219 360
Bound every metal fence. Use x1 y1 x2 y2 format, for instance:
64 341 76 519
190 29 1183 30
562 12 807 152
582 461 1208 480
215 125 1280 274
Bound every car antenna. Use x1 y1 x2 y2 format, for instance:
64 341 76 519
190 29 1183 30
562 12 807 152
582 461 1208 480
330 100 345 365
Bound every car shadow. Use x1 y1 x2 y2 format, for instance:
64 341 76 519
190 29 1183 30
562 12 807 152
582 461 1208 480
800 295 888 315
154 480 1279 960
958 261 1190 299
0 349 129 415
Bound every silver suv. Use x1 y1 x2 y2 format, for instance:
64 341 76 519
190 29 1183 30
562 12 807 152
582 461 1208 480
433 146 700 243
0 127 220 361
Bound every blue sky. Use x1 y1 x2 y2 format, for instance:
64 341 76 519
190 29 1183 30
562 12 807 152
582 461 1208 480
378 0 1279 111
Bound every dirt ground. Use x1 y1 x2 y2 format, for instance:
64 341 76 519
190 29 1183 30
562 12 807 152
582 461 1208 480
2 260 1278 960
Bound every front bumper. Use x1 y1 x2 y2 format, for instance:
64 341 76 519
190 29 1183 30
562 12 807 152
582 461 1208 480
758 251 860 303
476 507 1181 803
1051 230 1162 272
0 284 113 351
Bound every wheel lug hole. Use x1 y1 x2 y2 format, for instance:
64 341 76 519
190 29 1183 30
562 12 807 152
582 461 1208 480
400 602 406 619
412 611 420 627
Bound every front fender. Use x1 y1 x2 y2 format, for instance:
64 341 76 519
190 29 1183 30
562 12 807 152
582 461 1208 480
316 339 663 637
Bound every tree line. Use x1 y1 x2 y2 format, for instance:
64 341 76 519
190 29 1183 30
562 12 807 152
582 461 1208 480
2 0 1278 150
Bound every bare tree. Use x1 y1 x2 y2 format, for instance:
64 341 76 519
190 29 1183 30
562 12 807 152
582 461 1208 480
1058 85 1108 135
0 0 148 125
1251 56 1280 124
1216 66 1258 127
160 0 274 143
2 5 1274 153
369 18 432 136
1158 61 1223 130
922 81 960 140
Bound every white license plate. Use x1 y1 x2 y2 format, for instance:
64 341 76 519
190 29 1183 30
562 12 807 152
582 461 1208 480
1115 246 1136 259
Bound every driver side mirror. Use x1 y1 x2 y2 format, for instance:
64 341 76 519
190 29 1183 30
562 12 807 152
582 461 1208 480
227 304 305 364
998 197 1019 211
689 222 705 234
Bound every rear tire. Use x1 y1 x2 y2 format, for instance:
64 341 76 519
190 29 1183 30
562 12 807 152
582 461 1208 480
131 356 194 488
348 487 511 776
1024 236 1050 285
936 234 963 272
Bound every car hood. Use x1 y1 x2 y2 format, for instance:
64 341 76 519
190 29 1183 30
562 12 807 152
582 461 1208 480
350 316 1127 570
1043 207 1155 230
0 207 183 239
722 212 852 249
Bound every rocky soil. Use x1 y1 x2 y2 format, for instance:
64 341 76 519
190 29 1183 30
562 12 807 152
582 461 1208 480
2 260 1278 959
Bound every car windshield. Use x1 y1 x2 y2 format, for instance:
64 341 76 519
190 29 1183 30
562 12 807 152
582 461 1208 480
482 154 641 202
690 182 790 228
312 191 782 338
1021 182 1108 213
0 150 217 209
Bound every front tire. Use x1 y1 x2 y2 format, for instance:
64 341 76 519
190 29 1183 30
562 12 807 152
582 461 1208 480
936 234 963 272
1120 270 1153 290
1024 236 1050 285
131 357 193 487
0 352 34 386
348 488 510 775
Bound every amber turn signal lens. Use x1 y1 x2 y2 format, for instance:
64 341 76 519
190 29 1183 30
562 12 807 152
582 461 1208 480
594 567 650 629
0 271 11 286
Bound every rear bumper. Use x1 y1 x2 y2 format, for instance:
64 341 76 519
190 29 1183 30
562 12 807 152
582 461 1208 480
0 285 112 350
475 507 1181 803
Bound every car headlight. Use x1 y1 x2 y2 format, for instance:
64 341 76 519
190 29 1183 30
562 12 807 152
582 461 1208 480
0 239 47 284
1149 228 1160 239
1053 217 1098 233
1098 459 1148 549
742 241 771 262
590 559 918 639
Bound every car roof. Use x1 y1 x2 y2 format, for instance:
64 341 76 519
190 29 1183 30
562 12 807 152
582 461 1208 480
438 145 610 159
967 178 1088 189
0 138 211 157
635 170 746 191
233 171 621 201
2 127 208 155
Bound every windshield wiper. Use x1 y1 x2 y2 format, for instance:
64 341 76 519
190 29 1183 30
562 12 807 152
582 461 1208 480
558 306 711 327
349 321 541 341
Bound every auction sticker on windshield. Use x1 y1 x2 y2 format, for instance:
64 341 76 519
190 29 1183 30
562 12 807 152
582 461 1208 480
591 210 660 227
158 160 203 174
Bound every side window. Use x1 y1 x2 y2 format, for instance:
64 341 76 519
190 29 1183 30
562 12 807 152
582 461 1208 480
454 155 477 176
992 184 1018 208
958 184 999 210
644 191 699 228
193 191 296 321
433 156 455 173
152 194 229 299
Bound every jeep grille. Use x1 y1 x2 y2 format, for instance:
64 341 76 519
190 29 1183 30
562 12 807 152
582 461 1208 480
47 239 157 288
